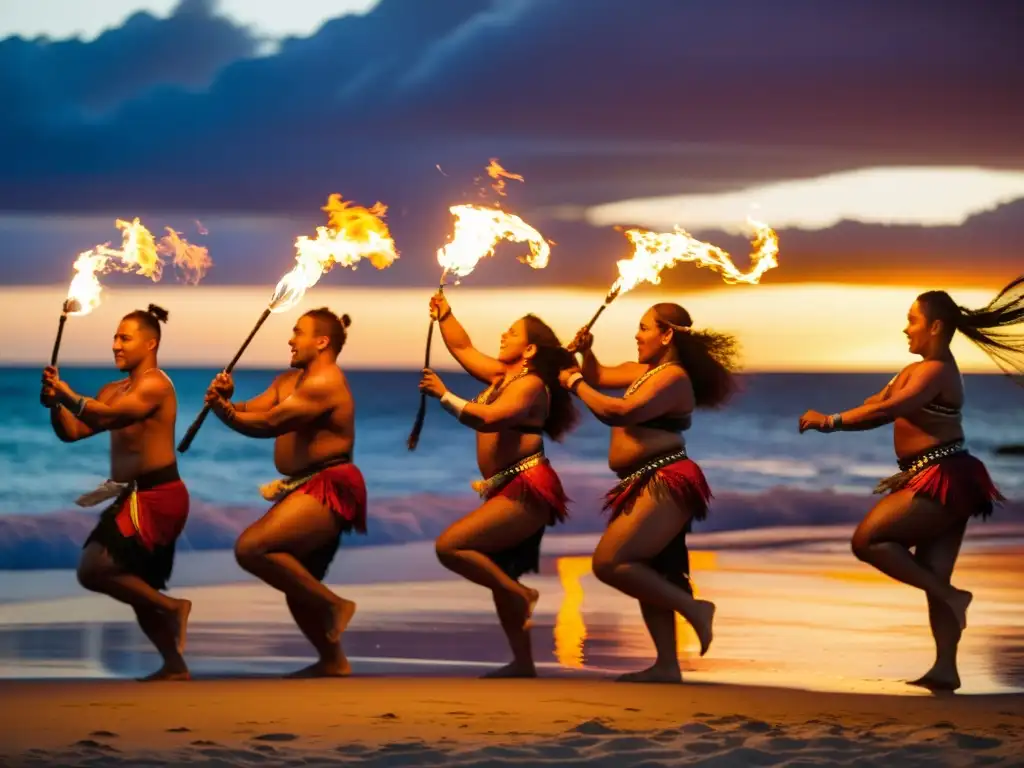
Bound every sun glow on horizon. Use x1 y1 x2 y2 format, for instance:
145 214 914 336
0 283 1012 374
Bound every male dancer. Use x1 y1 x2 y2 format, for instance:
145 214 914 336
205 307 365 677
41 304 192 681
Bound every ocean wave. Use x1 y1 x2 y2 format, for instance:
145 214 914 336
2 484 1020 572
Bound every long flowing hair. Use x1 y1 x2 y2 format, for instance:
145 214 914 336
521 315 580 441
917 274 1024 385
651 302 739 408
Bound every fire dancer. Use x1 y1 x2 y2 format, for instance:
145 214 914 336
41 304 192 682
204 307 364 678
418 292 578 678
561 303 738 682
799 276 1023 691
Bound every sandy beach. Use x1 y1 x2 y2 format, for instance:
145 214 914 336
2 677 1022 766
2 526 1023 764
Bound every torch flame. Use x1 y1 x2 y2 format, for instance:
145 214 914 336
484 158 524 197
269 194 398 313
65 218 162 316
609 218 779 299
437 204 550 281
157 228 213 285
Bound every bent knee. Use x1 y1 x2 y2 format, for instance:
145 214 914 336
76 563 106 592
234 535 267 569
591 551 622 585
434 535 460 564
850 529 874 561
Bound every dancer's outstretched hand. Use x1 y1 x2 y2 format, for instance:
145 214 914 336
419 368 447 398
798 410 827 433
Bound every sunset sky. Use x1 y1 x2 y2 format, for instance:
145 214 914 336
1 0 1020 371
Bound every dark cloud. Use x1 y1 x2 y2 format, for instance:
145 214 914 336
0 0 256 164
1 0 1021 287
1 0 1021 209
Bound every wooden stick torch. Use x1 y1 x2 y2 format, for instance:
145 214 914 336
406 275 447 451
176 308 272 453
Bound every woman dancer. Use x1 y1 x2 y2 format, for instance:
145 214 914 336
561 303 738 683
418 292 579 678
799 276 1023 691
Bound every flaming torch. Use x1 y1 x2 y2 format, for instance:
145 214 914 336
580 218 780 334
44 219 209 403
177 195 398 453
407 200 551 450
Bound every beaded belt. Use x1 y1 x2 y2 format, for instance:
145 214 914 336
260 455 352 502
471 451 547 499
874 440 966 495
611 448 689 488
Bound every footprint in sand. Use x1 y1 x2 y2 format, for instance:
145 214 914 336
951 733 1002 750
166 726 192 733
88 731 118 738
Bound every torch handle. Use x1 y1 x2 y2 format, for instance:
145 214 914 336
41 313 69 406
582 303 608 334
177 308 273 454
407 281 445 451
50 313 68 367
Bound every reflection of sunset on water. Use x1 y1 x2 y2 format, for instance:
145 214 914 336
552 551 718 669
553 556 589 668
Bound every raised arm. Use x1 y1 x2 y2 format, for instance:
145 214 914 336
51 371 169 432
428 373 545 433
209 374 334 438
561 367 692 427
800 362 945 433
431 293 506 384
569 329 646 390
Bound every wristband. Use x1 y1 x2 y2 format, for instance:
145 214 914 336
440 391 468 420
565 372 584 392
437 308 452 322
75 396 87 417
824 412 843 432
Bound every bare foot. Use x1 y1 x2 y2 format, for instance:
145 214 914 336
907 673 960 693
616 663 682 684
907 662 961 693
286 658 352 678
691 599 715 656
170 599 192 655
326 598 357 644
946 589 972 631
138 663 191 682
482 661 537 679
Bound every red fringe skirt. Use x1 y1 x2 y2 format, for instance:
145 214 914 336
85 464 189 590
275 461 368 580
876 442 1004 520
477 453 569 580
602 450 713 594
